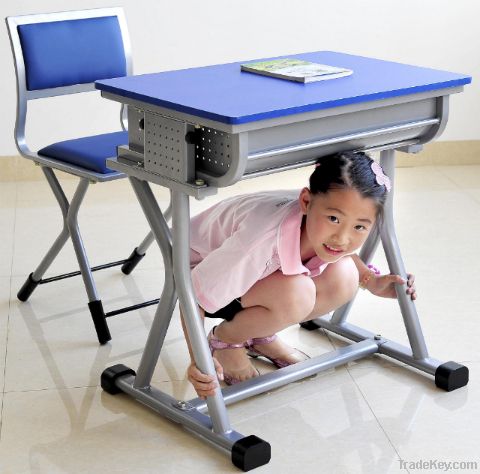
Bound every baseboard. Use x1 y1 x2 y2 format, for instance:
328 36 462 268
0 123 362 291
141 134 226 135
1 140 479 181
396 140 480 167
0 156 76 182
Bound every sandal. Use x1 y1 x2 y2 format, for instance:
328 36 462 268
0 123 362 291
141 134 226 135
207 327 259 385
245 334 310 368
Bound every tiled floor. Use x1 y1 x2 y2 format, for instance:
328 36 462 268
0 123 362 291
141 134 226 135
0 164 479 473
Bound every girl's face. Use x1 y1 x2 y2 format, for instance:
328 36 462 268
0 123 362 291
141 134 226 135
299 187 378 263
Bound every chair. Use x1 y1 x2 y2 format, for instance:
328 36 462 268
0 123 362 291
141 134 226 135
6 8 162 344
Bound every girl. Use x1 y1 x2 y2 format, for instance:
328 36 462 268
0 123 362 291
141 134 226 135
184 151 416 399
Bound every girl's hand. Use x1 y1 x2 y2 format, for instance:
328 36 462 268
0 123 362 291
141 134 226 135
187 357 224 400
366 273 417 300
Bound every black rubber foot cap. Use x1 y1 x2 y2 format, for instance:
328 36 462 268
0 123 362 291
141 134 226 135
101 364 136 395
232 435 271 471
300 320 321 331
435 361 469 392
17 272 40 302
121 248 146 275
88 300 111 345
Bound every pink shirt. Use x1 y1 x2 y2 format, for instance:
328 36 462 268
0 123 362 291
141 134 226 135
190 190 328 313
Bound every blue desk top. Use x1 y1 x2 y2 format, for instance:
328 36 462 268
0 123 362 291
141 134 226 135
95 51 471 125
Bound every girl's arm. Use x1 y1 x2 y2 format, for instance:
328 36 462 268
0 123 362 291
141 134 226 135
349 254 417 300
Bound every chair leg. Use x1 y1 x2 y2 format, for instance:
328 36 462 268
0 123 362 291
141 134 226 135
87 300 110 345
121 231 154 275
17 166 71 301
17 226 70 301
66 178 111 344
19 167 162 344
121 194 172 275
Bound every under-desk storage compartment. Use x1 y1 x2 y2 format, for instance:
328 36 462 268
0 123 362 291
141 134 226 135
121 95 446 190
243 97 440 175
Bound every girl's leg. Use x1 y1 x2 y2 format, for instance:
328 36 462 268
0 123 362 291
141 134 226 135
217 256 358 343
213 255 358 380
216 272 317 342
304 255 359 321
214 272 316 376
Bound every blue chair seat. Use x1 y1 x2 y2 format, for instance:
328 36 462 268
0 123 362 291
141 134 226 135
38 131 128 174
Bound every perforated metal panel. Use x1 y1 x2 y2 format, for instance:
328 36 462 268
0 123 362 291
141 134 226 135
144 111 194 182
195 127 233 175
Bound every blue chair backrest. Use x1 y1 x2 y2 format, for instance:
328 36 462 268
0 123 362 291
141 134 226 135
17 15 127 91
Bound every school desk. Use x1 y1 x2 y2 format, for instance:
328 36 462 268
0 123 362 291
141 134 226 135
95 51 471 471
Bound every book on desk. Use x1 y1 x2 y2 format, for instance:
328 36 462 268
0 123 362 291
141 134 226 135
240 58 353 83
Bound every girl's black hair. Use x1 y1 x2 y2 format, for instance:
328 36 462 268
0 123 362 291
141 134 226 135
309 151 389 218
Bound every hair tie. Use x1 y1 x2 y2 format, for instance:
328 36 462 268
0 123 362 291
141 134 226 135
371 162 391 192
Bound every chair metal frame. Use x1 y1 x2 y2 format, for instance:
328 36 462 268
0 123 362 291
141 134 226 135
6 8 162 344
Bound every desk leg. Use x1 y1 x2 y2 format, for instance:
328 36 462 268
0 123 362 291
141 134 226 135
379 149 429 359
101 181 271 470
170 189 233 435
170 190 271 470
127 178 177 389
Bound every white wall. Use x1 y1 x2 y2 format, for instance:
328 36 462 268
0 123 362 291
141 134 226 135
1 0 479 156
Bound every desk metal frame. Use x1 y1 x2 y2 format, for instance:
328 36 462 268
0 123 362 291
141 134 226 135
99 84 469 471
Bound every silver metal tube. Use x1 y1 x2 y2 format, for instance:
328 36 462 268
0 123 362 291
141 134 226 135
33 168 71 280
248 119 439 161
241 159 318 180
330 224 382 325
171 190 232 435
117 375 244 452
136 231 155 255
379 340 440 374
66 178 99 302
190 339 379 412
379 149 429 359
134 192 172 256
164 191 173 222
42 167 69 218
129 178 177 389
241 139 420 183
32 226 70 281
358 223 382 266
314 316 441 375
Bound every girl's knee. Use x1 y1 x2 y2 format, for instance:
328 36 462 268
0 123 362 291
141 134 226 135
316 257 358 302
331 257 359 300
275 275 316 322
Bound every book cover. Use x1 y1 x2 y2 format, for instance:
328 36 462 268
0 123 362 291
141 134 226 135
241 58 353 83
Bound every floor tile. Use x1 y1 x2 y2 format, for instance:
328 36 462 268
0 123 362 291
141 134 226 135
0 368 403 473
348 362 480 469
0 277 11 392
0 385 228 474
11 199 168 278
0 183 16 278
393 166 458 193
436 164 480 190
5 268 336 394
5 270 178 393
